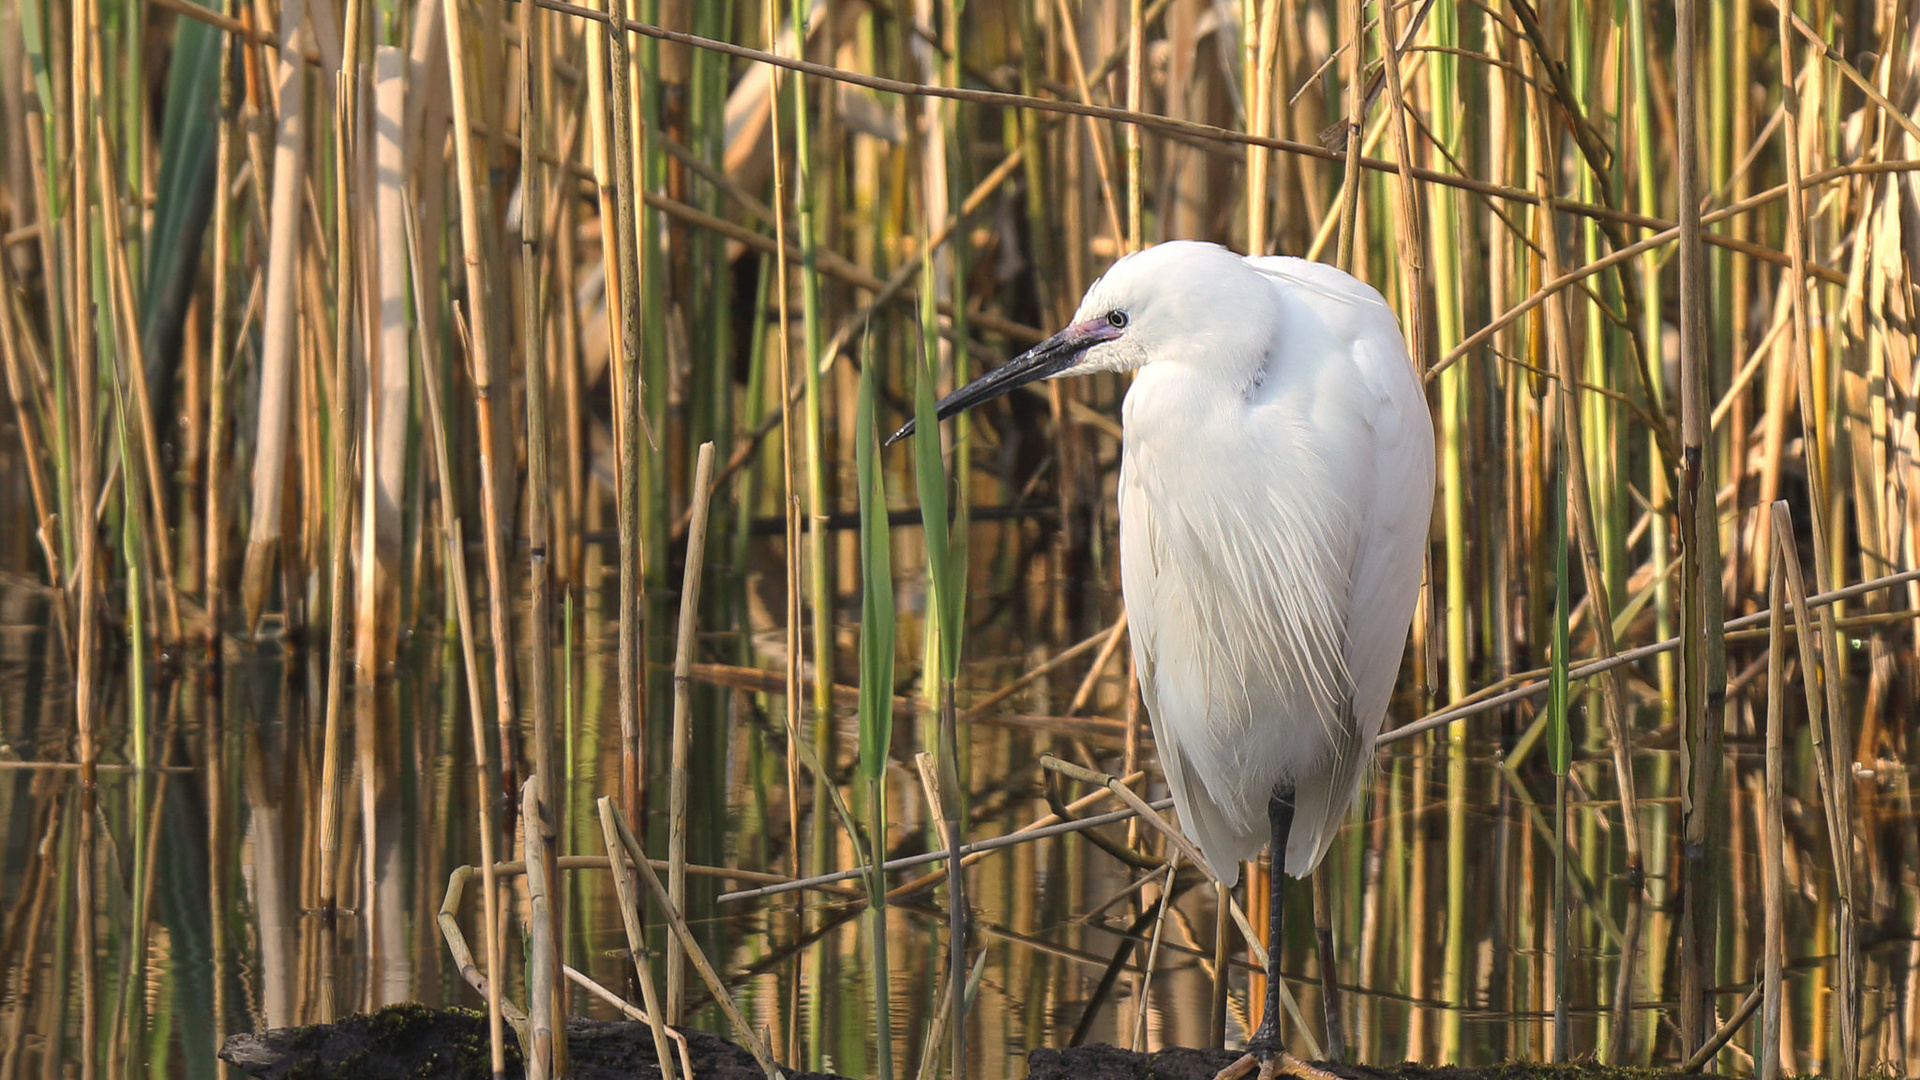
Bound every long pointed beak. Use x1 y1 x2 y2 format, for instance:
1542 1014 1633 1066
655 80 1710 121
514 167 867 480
886 318 1121 445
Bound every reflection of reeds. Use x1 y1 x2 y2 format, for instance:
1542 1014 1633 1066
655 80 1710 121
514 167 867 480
4 0 1920 1074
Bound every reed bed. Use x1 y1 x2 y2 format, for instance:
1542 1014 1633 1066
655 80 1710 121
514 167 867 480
0 0 1918 1077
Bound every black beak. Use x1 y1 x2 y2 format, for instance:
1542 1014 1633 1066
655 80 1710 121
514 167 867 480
886 318 1121 445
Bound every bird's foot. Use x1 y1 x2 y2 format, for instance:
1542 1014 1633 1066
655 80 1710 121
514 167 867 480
1210 1048 1339 1080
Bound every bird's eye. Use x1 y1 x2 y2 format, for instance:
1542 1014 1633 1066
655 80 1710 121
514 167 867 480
1106 310 1129 329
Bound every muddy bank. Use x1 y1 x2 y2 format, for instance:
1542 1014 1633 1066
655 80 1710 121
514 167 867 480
1027 1046 1726 1080
217 1002 852 1080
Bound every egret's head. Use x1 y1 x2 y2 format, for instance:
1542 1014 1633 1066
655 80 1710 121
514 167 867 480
887 241 1271 445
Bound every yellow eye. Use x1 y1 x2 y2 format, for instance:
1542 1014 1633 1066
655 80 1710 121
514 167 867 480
1106 310 1129 329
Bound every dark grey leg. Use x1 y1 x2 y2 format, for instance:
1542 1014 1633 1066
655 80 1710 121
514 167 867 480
1249 788 1295 1052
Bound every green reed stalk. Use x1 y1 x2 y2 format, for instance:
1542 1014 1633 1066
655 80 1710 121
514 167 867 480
787 0 835 881
855 357 895 1080
1550 449 1570 1062
1424 0 1467 1059
912 285 968 1077
1626 0 1672 708
1672 0 1728 1053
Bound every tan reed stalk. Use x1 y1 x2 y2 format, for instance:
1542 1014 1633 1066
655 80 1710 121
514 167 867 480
516 0 564 1051
0 245 65 644
1129 855 1179 1052
592 797 679 1080
1773 14 1858 1073
67 0 101 1068
760 0 807 1022
1123 0 1143 249
523 778 557 1080
358 43 410 752
443 0 521 814
238 0 310 630
405 201 507 1080
91 125 184 644
604 0 647 836
1244 0 1280 255
202 0 242 660
1769 500 1859 1075
1761 516 1787 1080
603 799 784 1078
1047 0 1124 246
665 441 716 1022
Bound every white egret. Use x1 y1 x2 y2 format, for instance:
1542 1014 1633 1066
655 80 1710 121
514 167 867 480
890 241 1434 1080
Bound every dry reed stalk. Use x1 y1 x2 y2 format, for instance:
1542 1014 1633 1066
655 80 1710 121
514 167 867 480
0 250 66 648
759 7 807 1015
203 0 244 662
358 45 410 724
91 123 185 644
1244 0 1280 255
1122 0 1143 249
563 963 694 1077
1128 854 1179 1051
1047 0 1125 247
443 0 521 819
406 201 507 1080
602 798 784 1079
523 778 558 1080
1761 517 1787 1080
665 441 716 1022
601 0 647 835
515 0 563 1051
238 0 310 630
66 0 101 1068
1772 15 1858 1074
1769 501 1859 1075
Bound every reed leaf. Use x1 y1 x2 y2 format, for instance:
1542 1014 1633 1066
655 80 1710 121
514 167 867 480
855 354 894 785
911 341 961 681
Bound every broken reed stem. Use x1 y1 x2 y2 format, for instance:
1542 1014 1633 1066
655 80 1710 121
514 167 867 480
594 798 681 1080
665 441 717 1024
1038 755 1322 1060
523 778 558 1080
1129 854 1179 1052
1768 501 1858 1076
563 964 695 1079
601 798 784 1079
436 864 530 1034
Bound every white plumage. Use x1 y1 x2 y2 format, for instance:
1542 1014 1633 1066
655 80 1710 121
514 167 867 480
894 239 1433 886
894 240 1433 1070
1099 245 1434 883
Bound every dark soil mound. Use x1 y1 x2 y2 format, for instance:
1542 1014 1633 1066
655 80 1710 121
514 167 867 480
218 1002 852 1080
1026 1046 1724 1080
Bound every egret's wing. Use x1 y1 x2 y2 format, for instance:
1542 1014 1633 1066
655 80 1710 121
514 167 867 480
1120 256 1433 884
1119 360 1364 886
1247 256 1435 875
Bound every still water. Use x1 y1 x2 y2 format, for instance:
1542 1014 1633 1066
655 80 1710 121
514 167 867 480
0 572 1914 1077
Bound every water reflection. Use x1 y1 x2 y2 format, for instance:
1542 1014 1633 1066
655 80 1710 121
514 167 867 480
0 586 1913 1077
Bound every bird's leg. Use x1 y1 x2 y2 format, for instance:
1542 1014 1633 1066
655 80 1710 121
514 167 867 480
1212 790 1338 1080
